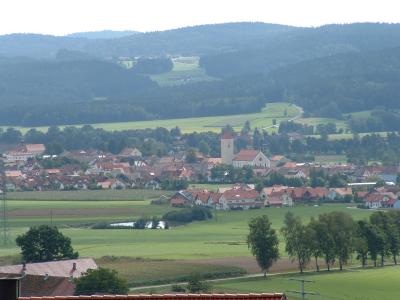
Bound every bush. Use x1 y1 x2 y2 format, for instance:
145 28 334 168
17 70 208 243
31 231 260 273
74 268 128 295
163 207 213 223
171 284 186 292
186 273 211 293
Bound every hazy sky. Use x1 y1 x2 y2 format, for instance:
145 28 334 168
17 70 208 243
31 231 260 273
1 0 399 35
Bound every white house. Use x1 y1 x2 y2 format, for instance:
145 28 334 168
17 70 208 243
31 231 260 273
232 150 271 168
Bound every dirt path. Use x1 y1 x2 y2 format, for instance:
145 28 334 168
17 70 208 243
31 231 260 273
184 257 298 274
8 207 135 217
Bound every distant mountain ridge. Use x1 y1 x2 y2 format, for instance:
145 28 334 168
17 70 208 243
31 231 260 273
67 30 141 39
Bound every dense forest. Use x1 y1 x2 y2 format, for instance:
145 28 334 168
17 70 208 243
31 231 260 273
1 22 400 126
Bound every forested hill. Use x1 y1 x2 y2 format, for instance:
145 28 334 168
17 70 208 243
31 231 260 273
200 23 400 77
1 22 400 127
67 30 140 39
0 23 294 58
262 46 400 117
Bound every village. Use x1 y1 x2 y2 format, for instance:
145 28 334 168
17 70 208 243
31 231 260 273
1 132 399 211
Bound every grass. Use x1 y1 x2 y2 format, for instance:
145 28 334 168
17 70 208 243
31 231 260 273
212 266 400 300
97 256 245 287
0 102 300 134
151 56 216 86
6 189 172 201
0 202 372 260
295 117 348 132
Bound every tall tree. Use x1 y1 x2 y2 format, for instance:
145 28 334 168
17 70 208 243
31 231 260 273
307 218 324 272
354 220 370 268
16 225 79 263
314 217 336 270
74 268 128 295
247 215 279 277
281 212 311 273
370 211 399 265
321 212 355 271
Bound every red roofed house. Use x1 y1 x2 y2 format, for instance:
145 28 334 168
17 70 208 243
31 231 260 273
264 190 293 207
232 150 271 169
364 192 398 209
218 189 262 210
24 144 46 156
0 258 97 297
18 293 286 300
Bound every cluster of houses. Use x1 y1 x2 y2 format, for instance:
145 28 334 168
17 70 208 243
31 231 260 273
169 184 400 210
0 139 399 197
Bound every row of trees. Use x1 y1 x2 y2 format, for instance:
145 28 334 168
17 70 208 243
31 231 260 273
247 210 400 277
2 121 400 165
281 210 400 273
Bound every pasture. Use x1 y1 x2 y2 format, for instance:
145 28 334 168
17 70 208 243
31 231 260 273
0 201 372 260
0 102 300 134
212 266 400 300
150 56 216 86
0 196 377 288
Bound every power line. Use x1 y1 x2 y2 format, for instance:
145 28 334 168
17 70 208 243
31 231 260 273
286 278 319 300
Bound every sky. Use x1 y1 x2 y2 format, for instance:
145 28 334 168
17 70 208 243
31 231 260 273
0 0 399 35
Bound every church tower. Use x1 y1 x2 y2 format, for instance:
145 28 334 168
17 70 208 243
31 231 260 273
221 131 234 165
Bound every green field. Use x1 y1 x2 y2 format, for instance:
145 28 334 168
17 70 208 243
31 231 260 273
0 102 300 134
0 201 372 260
0 197 380 289
212 266 400 300
97 256 244 287
151 56 216 86
295 117 348 132
6 189 172 201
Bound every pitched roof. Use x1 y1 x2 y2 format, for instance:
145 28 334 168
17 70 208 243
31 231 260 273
221 131 234 139
0 258 97 279
25 144 46 153
19 293 286 300
223 189 260 200
233 150 261 161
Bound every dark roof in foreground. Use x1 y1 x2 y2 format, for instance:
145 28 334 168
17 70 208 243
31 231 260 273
19 293 286 300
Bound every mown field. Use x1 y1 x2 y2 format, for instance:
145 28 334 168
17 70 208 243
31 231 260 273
212 266 400 300
6 189 172 201
151 56 216 86
0 193 382 288
0 102 300 134
0 200 372 260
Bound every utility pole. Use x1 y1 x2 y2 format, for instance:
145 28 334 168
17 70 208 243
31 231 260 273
1 176 8 246
287 278 319 300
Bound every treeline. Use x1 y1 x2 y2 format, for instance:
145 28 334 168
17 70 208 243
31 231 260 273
349 110 400 133
200 23 400 78
132 58 173 74
279 121 341 136
163 207 213 223
2 124 400 165
0 57 264 126
281 210 400 273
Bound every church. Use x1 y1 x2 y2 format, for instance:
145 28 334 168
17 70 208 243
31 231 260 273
221 132 271 168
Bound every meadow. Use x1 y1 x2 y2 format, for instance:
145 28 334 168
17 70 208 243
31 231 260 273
0 194 380 288
0 200 372 260
6 189 171 201
150 56 216 86
0 102 300 134
212 266 400 300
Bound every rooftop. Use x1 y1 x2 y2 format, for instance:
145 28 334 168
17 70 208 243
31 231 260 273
19 293 286 300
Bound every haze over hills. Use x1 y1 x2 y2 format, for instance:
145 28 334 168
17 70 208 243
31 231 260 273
67 30 141 39
0 22 400 127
